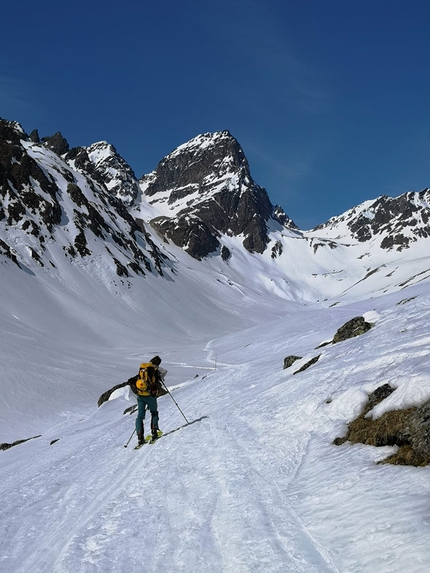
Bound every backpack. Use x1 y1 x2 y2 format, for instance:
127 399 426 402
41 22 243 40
136 363 160 396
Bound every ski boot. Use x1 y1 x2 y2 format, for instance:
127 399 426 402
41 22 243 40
151 427 160 443
137 428 144 447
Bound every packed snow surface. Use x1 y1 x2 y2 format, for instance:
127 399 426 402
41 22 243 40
1 242 430 573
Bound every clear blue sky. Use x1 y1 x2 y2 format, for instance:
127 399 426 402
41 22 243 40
2 0 430 229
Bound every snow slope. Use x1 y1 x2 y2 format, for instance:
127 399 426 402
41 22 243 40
2 123 430 571
1 257 430 572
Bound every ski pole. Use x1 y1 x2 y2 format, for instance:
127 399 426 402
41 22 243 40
124 429 136 448
161 380 189 424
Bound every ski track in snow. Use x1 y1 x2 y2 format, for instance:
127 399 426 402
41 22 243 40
1 361 340 573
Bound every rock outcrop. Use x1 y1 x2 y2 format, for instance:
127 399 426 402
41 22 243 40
332 316 373 344
334 384 430 467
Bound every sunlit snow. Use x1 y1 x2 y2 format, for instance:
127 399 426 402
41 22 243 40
1 241 430 572
1 129 430 572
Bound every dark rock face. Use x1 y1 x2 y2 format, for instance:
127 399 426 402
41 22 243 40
140 131 295 259
143 131 245 197
365 383 395 413
29 129 40 143
151 214 220 260
271 240 283 259
220 245 231 261
42 132 70 155
0 122 62 244
0 119 24 144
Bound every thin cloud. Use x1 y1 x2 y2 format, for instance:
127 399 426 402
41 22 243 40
0 73 40 120
202 0 334 116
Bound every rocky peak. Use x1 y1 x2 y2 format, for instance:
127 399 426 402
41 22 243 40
139 131 294 259
143 130 249 199
42 132 70 156
0 118 26 145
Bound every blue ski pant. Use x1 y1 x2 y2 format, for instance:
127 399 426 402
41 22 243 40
135 395 159 433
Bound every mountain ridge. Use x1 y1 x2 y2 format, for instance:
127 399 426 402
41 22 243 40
1 117 430 305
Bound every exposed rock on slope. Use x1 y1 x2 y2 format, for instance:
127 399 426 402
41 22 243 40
332 316 373 343
84 141 140 206
0 118 166 276
283 316 372 374
314 191 430 251
283 355 302 369
333 384 430 467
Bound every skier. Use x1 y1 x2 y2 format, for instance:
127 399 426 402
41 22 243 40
134 355 165 446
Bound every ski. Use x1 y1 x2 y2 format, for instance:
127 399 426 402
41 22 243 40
145 430 163 443
134 443 145 450
131 416 207 449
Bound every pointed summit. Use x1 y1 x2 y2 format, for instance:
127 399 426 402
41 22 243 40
139 131 295 259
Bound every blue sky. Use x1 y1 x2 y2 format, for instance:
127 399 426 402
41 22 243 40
2 0 430 229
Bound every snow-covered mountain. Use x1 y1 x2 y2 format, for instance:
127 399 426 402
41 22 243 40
2 118 430 305
2 117 430 572
138 130 295 259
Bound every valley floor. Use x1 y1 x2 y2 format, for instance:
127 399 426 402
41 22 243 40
2 285 430 573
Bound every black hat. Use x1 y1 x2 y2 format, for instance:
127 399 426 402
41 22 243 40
150 355 161 366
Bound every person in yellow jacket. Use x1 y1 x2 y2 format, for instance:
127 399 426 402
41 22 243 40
135 355 164 446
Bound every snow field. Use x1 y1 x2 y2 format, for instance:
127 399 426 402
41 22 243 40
1 258 430 570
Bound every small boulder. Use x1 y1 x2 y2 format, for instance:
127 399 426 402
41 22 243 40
283 355 302 369
293 355 321 375
333 316 372 344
